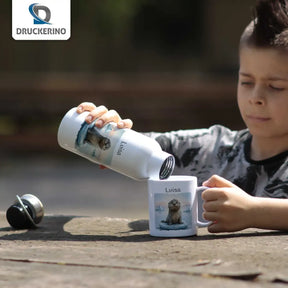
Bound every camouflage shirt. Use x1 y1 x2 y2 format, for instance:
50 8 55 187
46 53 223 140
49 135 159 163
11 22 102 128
147 125 288 198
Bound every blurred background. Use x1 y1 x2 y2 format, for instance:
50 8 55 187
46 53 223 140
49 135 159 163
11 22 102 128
0 0 254 219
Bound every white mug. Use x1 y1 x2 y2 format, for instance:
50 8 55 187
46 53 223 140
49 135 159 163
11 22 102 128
148 175 210 237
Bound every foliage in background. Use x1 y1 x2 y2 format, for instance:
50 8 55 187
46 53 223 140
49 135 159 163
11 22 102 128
2 0 205 73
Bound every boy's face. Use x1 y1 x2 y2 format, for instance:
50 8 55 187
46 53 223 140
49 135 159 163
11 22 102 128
237 46 288 140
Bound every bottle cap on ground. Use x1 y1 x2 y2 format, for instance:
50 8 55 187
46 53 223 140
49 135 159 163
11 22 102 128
6 194 44 229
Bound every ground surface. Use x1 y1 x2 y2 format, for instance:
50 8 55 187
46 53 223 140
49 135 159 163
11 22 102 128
0 155 288 287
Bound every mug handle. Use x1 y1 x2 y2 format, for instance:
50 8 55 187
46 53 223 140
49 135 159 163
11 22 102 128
196 186 212 227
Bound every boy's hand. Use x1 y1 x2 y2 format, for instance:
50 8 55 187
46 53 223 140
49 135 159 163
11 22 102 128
76 102 133 129
202 175 255 233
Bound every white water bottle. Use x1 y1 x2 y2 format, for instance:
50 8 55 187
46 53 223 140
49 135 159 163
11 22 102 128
57 108 175 180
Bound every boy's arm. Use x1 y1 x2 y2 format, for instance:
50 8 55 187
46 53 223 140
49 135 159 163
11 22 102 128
249 197 288 231
202 175 288 233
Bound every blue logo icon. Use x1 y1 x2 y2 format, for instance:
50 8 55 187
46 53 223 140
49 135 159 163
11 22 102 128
29 3 51 24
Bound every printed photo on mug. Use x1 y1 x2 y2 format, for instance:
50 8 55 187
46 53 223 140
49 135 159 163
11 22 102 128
154 192 192 232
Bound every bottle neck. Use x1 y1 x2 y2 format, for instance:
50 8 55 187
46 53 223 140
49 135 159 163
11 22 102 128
148 151 175 180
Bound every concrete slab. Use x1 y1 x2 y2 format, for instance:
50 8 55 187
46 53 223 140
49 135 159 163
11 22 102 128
0 213 288 287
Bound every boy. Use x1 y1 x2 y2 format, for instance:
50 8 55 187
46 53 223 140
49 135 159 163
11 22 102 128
76 0 288 233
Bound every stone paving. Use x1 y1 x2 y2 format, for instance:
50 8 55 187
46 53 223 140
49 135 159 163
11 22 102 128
1 214 288 287
0 155 288 287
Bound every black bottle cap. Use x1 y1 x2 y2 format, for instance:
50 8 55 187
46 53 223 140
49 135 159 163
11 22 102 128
6 194 44 229
6 205 33 229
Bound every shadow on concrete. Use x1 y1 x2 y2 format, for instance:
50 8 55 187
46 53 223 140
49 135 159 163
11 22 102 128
0 215 286 243
0 216 156 242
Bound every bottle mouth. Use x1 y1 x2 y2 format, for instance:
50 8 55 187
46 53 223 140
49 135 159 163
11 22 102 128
159 156 175 180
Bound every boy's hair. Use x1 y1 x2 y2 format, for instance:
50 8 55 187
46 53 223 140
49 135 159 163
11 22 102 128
240 0 288 48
